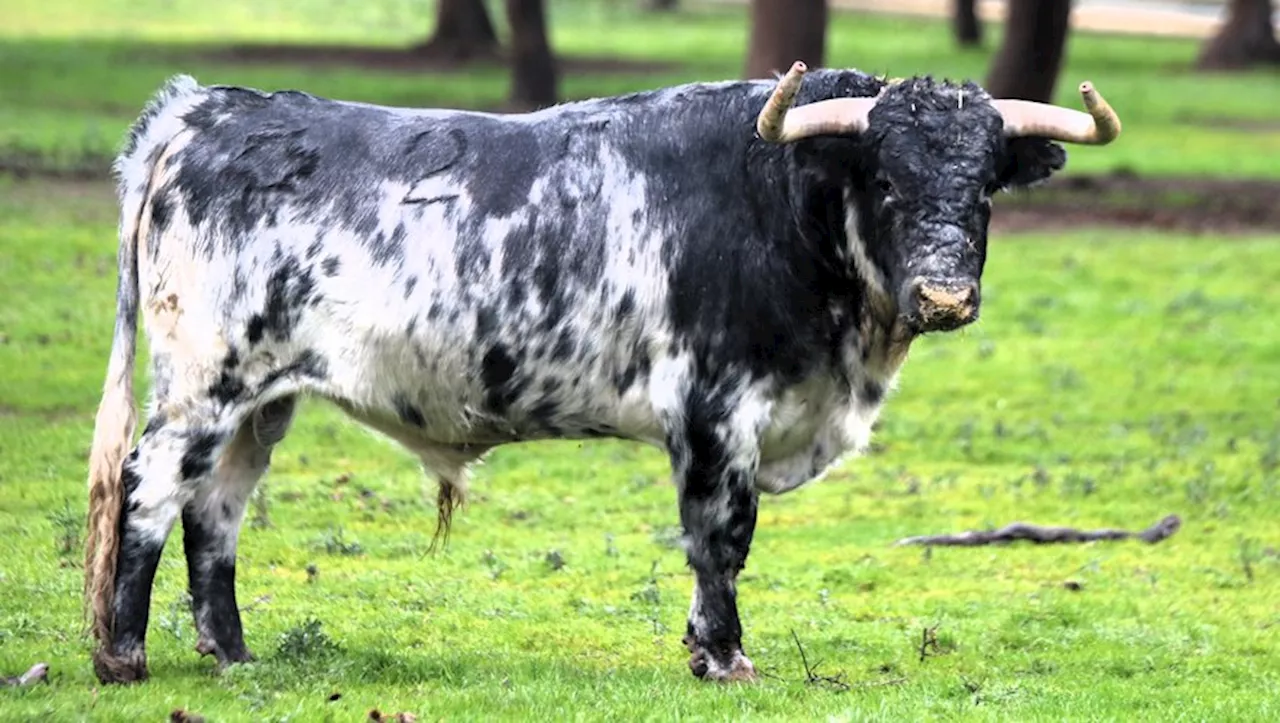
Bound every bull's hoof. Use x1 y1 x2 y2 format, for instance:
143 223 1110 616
92 647 148 685
685 642 759 683
195 638 256 667
217 648 256 668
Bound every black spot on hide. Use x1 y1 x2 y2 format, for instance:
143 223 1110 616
321 256 341 277
394 394 426 428
480 345 524 414
208 348 247 404
247 251 318 344
150 190 173 236
861 379 885 405
462 122 540 218
180 429 223 481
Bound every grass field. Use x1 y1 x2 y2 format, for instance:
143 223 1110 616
2 1 1279 720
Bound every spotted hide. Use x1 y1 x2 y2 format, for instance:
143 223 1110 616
83 66 1116 685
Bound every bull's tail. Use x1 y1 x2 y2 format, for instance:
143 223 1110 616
83 74 202 648
83 159 143 649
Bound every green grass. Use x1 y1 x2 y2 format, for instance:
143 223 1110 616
4 177 1280 721
2 0 1280 178
3 1 1280 720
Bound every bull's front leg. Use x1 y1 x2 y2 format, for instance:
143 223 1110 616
669 394 763 682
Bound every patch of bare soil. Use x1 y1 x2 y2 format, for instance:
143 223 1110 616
991 173 1280 235
1171 113 1280 133
184 43 680 77
0 148 111 182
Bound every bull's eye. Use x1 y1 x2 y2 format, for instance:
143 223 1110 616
875 177 894 195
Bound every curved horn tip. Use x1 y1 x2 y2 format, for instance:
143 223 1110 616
779 61 808 82
1079 81 1122 143
757 61 809 142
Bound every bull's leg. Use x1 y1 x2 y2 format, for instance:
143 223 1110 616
94 414 238 684
670 394 764 682
183 397 295 666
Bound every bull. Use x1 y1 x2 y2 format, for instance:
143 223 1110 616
83 61 1120 684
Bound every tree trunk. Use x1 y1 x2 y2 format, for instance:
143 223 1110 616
506 0 559 111
744 0 828 79
953 0 983 47
640 0 679 10
416 0 500 61
1196 0 1280 70
984 0 1072 102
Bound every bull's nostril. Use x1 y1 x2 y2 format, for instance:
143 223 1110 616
917 284 975 319
907 280 979 333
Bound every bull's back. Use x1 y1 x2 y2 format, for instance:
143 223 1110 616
138 82 678 447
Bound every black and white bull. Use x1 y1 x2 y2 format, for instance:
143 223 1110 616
84 61 1120 684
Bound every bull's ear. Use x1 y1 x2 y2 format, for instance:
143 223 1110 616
997 136 1067 190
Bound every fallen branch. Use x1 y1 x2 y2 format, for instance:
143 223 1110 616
894 514 1181 547
853 675 907 690
241 594 272 613
369 711 417 723
1 663 49 687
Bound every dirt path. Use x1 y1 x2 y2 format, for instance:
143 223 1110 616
990 173 1280 235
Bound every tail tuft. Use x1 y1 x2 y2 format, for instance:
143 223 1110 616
428 479 465 553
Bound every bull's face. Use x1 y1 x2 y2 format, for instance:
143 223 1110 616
755 63 1122 336
858 81 1066 335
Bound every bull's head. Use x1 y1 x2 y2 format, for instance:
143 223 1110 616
757 61 1121 336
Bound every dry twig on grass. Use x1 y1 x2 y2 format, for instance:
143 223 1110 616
893 514 1181 548
780 631 908 692
791 629 850 691
919 624 940 663
854 675 908 690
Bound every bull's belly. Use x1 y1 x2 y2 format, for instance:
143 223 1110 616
307 320 669 450
303 314 881 492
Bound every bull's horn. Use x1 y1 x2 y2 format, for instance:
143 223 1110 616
992 81 1122 145
756 60 882 143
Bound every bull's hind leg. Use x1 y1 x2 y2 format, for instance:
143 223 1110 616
94 406 245 684
183 396 296 666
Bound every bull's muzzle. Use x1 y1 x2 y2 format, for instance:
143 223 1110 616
902 277 980 334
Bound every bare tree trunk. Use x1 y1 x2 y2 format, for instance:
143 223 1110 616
416 0 500 60
744 0 828 79
506 0 559 111
953 0 983 47
640 0 679 10
984 0 1072 102
1196 0 1280 70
